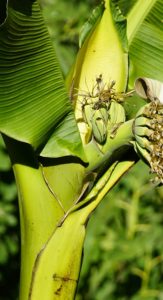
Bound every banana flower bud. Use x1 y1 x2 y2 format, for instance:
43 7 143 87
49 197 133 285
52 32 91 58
70 0 128 147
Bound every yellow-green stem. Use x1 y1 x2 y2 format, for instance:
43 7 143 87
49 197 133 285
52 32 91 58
14 164 63 300
29 159 135 299
3 136 64 300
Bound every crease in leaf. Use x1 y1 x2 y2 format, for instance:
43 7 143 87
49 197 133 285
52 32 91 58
41 162 86 212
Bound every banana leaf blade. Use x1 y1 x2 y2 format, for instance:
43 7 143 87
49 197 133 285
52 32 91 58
0 0 85 161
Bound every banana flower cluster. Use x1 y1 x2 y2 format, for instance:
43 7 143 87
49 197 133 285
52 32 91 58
133 78 163 184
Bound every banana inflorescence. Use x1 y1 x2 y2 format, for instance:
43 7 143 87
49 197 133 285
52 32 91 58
76 74 133 146
133 78 163 184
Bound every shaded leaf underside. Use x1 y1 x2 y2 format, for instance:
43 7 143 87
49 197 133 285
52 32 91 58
0 0 85 160
0 0 7 25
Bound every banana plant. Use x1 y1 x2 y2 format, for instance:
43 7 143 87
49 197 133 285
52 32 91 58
0 0 162 299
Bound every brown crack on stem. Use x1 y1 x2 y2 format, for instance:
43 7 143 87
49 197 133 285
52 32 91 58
52 273 77 282
53 274 77 297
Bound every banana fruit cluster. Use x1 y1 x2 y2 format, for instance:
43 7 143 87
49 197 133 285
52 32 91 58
133 78 163 184
77 74 128 146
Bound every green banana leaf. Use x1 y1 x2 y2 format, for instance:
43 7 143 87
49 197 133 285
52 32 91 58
126 0 163 86
118 0 137 15
118 0 162 117
0 0 85 161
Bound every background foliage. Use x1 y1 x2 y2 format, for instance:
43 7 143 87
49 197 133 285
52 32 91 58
0 0 163 299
